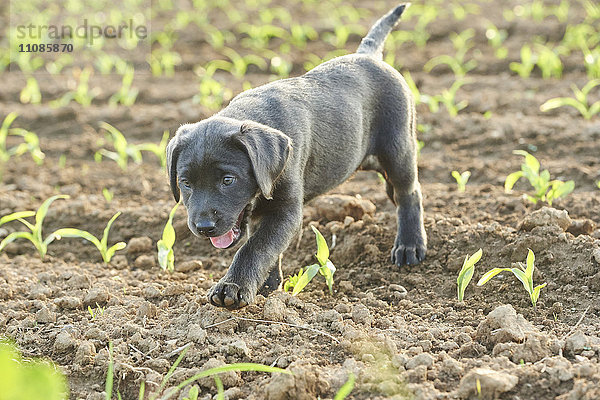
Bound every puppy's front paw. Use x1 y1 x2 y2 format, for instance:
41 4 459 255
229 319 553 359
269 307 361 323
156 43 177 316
391 241 426 266
208 279 256 309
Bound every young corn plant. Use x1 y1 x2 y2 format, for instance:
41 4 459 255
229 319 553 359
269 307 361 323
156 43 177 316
534 44 563 79
95 122 142 170
0 195 68 259
505 150 574 205
109 65 138 106
540 79 600 119
478 249 547 308
424 29 477 78
0 112 45 170
457 248 482 301
452 170 471 192
51 212 126 264
285 226 336 295
485 22 508 59
51 66 99 107
510 45 536 78
422 79 469 117
136 131 170 167
20 76 42 104
157 202 179 272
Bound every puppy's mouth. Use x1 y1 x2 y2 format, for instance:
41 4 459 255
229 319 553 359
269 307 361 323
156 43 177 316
209 210 245 249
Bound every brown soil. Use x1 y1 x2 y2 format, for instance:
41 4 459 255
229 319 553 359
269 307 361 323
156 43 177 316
1 1 600 399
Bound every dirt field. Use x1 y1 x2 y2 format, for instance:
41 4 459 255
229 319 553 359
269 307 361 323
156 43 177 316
1 0 600 399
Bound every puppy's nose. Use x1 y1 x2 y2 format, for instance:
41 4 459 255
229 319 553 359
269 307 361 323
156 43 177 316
196 220 216 236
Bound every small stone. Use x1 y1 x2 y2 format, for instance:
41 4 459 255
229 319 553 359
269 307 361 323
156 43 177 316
518 207 571 232
351 304 372 327
143 285 162 299
334 303 351 314
263 297 287 322
74 341 96 365
35 306 56 323
227 339 250 358
66 273 91 289
406 353 434 369
135 254 157 269
54 296 82 309
565 331 589 356
458 368 518 399
54 331 76 353
177 260 203 272
338 281 353 292
127 236 153 254
317 309 342 324
83 286 110 306
186 324 207 344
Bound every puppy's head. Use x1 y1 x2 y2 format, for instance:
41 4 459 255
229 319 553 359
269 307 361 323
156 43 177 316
166 117 292 249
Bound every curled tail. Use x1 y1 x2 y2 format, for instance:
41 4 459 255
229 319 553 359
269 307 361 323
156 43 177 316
356 3 409 58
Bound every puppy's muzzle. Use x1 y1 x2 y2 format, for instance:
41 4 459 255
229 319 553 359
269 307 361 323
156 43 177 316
195 219 217 236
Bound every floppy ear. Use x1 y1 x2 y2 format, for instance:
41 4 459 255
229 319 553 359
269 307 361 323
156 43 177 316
166 133 182 202
234 121 292 200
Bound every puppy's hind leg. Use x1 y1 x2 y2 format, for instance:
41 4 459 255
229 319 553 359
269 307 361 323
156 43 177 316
377 128 427 266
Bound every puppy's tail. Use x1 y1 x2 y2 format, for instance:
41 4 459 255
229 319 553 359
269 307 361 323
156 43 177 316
356 3 409 59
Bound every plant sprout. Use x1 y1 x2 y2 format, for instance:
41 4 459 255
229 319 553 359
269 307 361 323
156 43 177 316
457 248 482 301
0 195 68 259
505 150 574 205
478 249 547 308
157 202 179 272
334 373 356 400
540 79 600 119
510 45 536 78
52 212 126 264
0 112 45 171
452 170 471 192
286 226 336 295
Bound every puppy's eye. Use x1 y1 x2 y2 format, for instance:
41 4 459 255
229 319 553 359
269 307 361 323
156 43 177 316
222 176 235 186
179 179 191 188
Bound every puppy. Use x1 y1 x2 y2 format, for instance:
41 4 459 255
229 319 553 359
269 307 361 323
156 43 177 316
166 3 426 309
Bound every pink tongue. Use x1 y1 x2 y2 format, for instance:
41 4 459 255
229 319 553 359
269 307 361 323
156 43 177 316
210 230 235 249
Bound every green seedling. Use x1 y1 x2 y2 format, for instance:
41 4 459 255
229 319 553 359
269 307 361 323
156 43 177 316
109 65 138 106
286 226 336 295
485 22 508 59
135 131 170 167
424 29 477 78
102 188 114 203
478 249 547 308
51 66 99 107
0 339 68 400
0 112 45 171
422 79 469 116
457 248 482 301
88 303 105 320
0 195 68 259
596 180 600 189
510 45 536 78
58 154 67 168
540 79 600 119
20 76 42 104
452 170 471 192
505 150 574 205
534 44 563 79
334 373 355 400
157 202 179 272
52 212 126 264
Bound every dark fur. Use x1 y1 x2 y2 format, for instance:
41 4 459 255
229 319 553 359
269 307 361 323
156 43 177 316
166 3 426 309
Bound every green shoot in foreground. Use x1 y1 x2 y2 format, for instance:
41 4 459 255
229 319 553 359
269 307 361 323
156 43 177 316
540 79 600 120
0 195 69 259
478 249 547 308
451 170 471 192
52 212 126 264
457 248 482 301
0 340 68 400
103 343 289 400
157 202 180 272
505 150 574 206
284 226 336 295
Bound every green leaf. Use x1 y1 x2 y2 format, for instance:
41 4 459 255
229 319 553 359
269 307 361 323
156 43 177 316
311 226 329 266
525 249 535 280
35 195 69 233
532 282 547 305
477 267 511 286
334 373 355 400
101 212 122 250
319 260 336 295
292 264 320 296
510 267 532 294
52 228 101 248
157 240 174 271
457 248 482 300
504 171 523 192
162 203 180 247
540 97 588 117
0 231 33 252
214 376 224 400
0 211 35 227
105 242 126 263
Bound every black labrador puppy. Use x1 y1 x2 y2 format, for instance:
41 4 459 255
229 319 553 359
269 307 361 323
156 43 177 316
166 3 426 309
